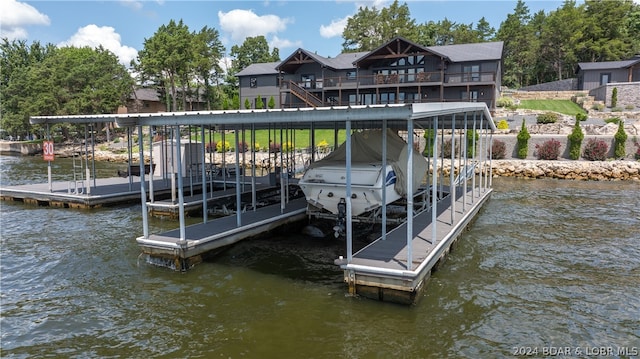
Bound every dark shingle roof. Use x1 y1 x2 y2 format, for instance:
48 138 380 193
577 59 640 71
427 41 504 62
235 61 280 76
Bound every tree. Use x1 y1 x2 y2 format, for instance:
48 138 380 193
497 0 537 88
516 119 530 159
191 26 225 110
1 41 132 138
614 119 627 158
567 119 584 160
136 19 193 112
342 0 418 52
539 1 582 82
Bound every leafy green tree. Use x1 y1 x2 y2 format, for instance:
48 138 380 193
579 0 639 62
255 95 264 109
191 26 225 110
497 0 537 88
611 87 618 108
136 19 193 112
1 41 132 138
342 0 418 52
268 96 276 109
244 98 251 109
539 1 581 81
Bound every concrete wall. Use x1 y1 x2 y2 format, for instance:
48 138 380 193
0 141 41 155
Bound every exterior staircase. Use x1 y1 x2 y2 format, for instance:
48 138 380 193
289 81 324 107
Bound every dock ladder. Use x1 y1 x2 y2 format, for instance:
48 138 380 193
68 142 85 194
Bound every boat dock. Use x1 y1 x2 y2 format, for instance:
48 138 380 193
28 103 496 304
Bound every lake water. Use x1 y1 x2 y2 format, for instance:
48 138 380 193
1 155 639 358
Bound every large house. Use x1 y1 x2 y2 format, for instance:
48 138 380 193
236 37 504 111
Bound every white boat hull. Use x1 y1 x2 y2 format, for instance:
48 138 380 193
299 163 400 217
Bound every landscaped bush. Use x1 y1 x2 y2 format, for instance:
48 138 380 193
611 87 618 108
567 120 584 160
206 141 216 153
535 139 562 160
516 119 530 159
625 104 635 110
611 107 624 112
633 137 640 160
605 117 621 125
491 139 506 159
466 130 479 157
496 97 515 108
582 139 609 161
536 112 559 124
576 112 587 122
216 140 230 152
443 139 459 158
614 120 627 158
423 129 436 156
237 141 249 152
591 103 605 111
496 119 509 130
269 142 281 153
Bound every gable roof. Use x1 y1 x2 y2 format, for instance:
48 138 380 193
577 58 640 71
427 41 504 62
235 61 280 77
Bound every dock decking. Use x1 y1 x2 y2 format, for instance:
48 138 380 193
337 187 492 304
138 197 308 270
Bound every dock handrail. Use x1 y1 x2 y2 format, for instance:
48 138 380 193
453 163 476 186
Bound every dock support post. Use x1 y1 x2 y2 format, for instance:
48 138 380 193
406 118 414 270
148 126 155 203
381 119 387 241
235 127 242 225
471 113 476 204
175 126 186 241
345 120 353 264
463 114 468 212
450 114 456 224
139 125 149 239
478 113 484 198
431 116 438 244
201 125 207 223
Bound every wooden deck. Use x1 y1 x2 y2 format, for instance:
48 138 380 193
338 186 492 303
137 197 308 269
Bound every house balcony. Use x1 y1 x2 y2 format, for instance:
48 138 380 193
279 71 496 92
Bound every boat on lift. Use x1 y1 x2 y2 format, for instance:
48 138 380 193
299 129 428 237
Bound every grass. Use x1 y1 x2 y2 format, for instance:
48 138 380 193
189 129 348 151
518 99 586 116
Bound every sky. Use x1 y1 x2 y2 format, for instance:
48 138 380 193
2 0 574 70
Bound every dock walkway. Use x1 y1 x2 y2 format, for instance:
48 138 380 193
138 197 308 269
338 187 492 303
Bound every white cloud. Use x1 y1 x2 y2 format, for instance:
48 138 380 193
320 16 349 38
270 35 301 50
218 9 291 43
0 0 50 40
59 25 138 65
118 0 143 11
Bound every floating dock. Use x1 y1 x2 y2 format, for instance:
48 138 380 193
29 103 496 304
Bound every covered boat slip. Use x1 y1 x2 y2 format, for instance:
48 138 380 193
31 103 495 303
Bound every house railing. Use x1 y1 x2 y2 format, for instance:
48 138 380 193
280 71 496 91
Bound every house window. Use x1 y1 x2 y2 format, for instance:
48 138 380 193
461 90 479 102
463 65 480 82
346 71 356 80
301 74 315 89
600 73 611 86
250 77 257 88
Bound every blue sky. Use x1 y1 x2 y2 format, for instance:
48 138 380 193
3 0 569 69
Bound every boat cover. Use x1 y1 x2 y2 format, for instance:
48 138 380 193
308 129 427 196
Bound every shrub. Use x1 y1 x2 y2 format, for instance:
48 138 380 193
256 95 264 109
633 137 640 160
237 141 249 152
423 129 436 156
496 119 509 130
535 139 562 160
244 98 251 109
591 103 605 111
443 139 459 158
611 107 623 112
576 112 587 122
611 87 618 108
216 141 230 152
516 119 530 159
206 141 216 153
614 120 627 158
268 96 276 109
490 139 506 159
582 139 609 161
567 120 584 160
605 117 621 125
466 130 479 157
496 97 515 108
269 142 281 153
625 104 635 110
536 112 559 124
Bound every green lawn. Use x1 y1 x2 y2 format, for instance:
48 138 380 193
192 129 347 151
518 99 586 116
